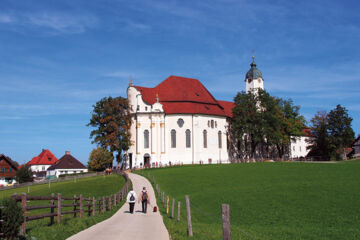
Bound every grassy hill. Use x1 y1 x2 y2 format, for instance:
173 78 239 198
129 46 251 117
1 174 126 240
140 161 360 240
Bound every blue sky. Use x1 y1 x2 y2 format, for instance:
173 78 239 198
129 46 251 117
1 0 359 165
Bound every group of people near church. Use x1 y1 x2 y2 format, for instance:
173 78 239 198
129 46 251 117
126 187 151 214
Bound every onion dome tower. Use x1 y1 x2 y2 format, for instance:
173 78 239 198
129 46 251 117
245 56 264 93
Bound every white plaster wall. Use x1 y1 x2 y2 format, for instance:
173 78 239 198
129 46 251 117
290 136 311 158
246 78 264 93
30 165 52 172
47 169 88 178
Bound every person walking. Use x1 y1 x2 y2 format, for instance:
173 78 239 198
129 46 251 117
126 189 137 214
138 187 150 213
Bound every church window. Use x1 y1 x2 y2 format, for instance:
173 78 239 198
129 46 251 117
299 146 302 152
137 105 140 111
208 121 210 127
293 146 295 151
177 118 184 128
218 131 222 148
258 79 261 83
186 129 191 148
145 106 148 111
171 129 176 148
203 130 207 148
215 121 217 128
144 130 149 148
211 120 214 128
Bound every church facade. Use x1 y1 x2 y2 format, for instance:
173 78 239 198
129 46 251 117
126 59 309 168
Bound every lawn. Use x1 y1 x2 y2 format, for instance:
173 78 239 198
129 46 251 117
0 174 127 240
139 161 360 240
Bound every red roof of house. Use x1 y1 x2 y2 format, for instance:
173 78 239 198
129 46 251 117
27 149 58 166
134 75 233 117
218 101 235 118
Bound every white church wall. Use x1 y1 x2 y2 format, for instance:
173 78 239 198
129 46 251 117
290 136 310 159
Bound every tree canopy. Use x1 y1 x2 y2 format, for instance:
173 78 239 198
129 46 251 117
87 96 132 168
308 105 354 160
88 147 114 171
230 89 305 161
15 165 33 183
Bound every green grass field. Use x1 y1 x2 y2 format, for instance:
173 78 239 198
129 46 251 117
140 161 360 240
0 174 126 240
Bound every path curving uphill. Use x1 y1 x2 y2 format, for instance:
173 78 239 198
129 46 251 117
67 173 169 240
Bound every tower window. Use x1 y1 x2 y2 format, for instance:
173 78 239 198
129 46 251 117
144 130 149 148
186 129 191 148
203 130 207 148
171 129 176 148
218 131 222 149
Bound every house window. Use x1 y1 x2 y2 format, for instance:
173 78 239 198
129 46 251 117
65 171 68 174
211 120 214 128
218 131 222 148
48 158 52 162
299 146 302 152
185 129 191 148
2 168 5 173
42 166 45 171
171 129 176 148
9 168 12 173
144 130 149 148
203 130 207 148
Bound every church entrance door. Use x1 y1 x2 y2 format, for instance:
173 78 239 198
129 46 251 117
144 154 150 168
129 153 133 169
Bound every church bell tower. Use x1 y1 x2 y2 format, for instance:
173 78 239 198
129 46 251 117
245 56 264 93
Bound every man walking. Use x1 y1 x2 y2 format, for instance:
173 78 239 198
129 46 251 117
138 187 150 213
126 189 137 214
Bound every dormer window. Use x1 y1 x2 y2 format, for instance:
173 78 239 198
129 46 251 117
48 158 51 161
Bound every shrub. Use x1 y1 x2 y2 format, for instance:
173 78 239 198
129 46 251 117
15 165 33 183
0 198 24 239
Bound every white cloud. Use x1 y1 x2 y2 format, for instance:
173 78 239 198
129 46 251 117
0 13 13 23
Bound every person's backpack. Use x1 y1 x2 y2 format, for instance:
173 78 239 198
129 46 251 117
142 191 148 201
130 193 135 201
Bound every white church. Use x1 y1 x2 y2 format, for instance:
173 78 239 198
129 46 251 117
126 58 310 168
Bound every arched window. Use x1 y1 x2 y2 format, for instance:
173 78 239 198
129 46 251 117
144 130 149 148
185 129 191 148
171 129 176 148
203 130 207 148
211 120 214 128
218 131 222 148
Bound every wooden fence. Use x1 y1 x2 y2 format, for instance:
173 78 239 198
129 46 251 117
3 171 130 236
146 173 232 240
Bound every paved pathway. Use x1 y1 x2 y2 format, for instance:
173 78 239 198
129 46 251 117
67 173 169 240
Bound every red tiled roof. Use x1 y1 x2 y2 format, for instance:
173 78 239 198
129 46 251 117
134 75 229 117
218 100 235 118
27 149 58 166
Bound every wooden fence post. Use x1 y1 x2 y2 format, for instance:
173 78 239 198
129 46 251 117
177 201 181 221
102 197 105 213
57 193 61 224
108 196 112 210
79 194 83 218
73 194 77 218
50 193 55 225
166 196 170 214
113 194 116 207
185 195 193 237
92 197 96 216
171 198 175 218
222 204 231 240
20 193 27 236
88 197 91 216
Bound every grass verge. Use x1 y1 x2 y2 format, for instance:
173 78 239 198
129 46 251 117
138 162 360 240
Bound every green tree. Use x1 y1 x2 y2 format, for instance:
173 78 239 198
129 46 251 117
87 96 132 168
307 111 331 160
327 104 355 160
15 165 33 183
88 147 114 171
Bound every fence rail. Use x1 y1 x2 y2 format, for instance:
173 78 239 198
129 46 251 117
1 171 130 236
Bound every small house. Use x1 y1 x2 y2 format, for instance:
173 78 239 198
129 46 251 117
47 151 88 178
27 149 58 178
349 135 360 159
0 154 19 186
